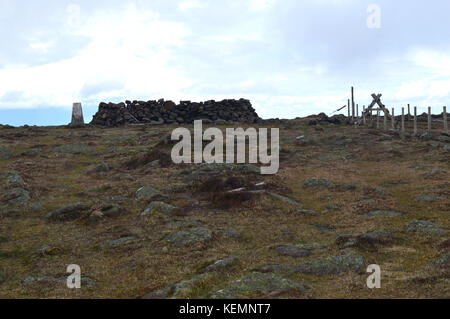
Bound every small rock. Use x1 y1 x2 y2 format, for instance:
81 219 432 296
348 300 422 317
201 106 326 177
222 229 240 238
31 202 44 212
102 236 139 249
23 275 95 287
0 146 13 160
45 203 89 221
167 220 204 228
187 163 260 178
365 210 405 217
165 228 212 246
100 203 125 217
434 253 450 268
381 182 406 188
136 186 164 201
414 195 441 203
54 144 92 154
1 188 30 206
142 201 176 216
325 205 340 211
303 178 334 188
296 209 318 216
211 272 306 299
0 171 24 188
405 220 446 235
267 192 300 206
296 254 365 275
336 230 394 249
273 245 314 258
142 273 210 299
21 148 41 156
87 163 110 175
313 224 336 232
205 257 238 272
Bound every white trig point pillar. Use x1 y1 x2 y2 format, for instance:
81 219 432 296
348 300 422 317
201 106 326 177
70 102 84 127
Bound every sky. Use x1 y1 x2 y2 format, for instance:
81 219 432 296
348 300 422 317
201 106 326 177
1 0 450 126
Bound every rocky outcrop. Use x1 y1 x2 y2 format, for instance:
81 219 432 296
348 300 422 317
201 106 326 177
91 98 261 127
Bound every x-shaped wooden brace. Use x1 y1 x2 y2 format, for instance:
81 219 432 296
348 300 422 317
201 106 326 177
356 93 393 126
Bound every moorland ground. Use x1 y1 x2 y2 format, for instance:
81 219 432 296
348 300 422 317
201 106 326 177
0 118 448 298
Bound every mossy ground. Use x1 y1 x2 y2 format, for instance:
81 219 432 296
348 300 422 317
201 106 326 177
0 119 448 299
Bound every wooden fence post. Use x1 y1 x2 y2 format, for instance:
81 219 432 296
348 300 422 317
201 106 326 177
377 110 380 129
351 86 355 120
348 99 350 118
363 106 366 125
408 104 411 121
357 104 359 118
443 106 448 134
428 106 432 132
383 110 387 130
414 107 417 135
401 107 405 133
391 108 395 130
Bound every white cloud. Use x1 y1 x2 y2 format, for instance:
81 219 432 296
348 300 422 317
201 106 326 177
178 0 203 11
249 0 276 11
0 3 192 108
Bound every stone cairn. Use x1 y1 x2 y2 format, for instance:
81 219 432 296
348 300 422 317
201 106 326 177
90 98 261 127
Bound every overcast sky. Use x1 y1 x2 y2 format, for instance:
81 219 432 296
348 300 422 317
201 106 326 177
1 0 450 125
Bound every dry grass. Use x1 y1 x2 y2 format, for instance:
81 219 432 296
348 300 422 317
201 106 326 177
0 122 448 299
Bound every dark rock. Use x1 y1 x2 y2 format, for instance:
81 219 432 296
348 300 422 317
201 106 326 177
336 230 395 249
99 203 125 217
187 163 260 178
45 203 89 221
87 163 110 174
273 245 314 258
